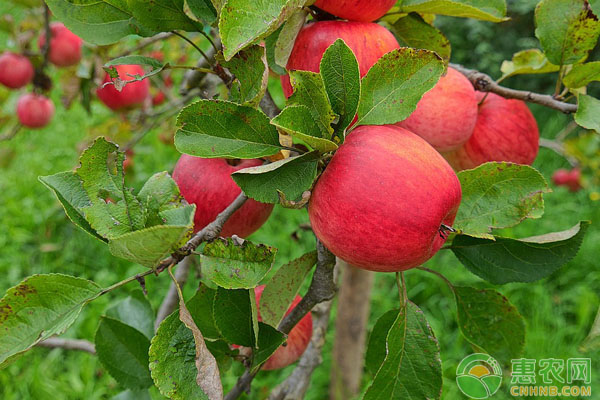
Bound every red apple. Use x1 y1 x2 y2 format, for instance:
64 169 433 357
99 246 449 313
16 93 55 128
97 64 150 111
254 285 312 370
0 52 34 89
552 168 582 192
123 149 134 173
281 21 399 98
38 22 82 67
396 67 478 152
172 155 274 237
313 0 396 22
444 93 539 170
309 125 462 272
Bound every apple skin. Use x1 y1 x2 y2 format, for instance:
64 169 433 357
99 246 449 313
552 168 582 192
38 22 82 67
16 93 55 129
444 92 539 170
309 125 462 272
172 155 274 237
97 64 150 111
0 52 34 89
281 21 399 98
254 285 312 370
313 0 396 22
396 67 478 152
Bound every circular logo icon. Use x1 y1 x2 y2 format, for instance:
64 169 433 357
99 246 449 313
456 353 503 399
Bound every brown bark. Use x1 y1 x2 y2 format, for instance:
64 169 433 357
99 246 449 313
329 260 374 400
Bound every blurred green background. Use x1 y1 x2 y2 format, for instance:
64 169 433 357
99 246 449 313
0 1 599 399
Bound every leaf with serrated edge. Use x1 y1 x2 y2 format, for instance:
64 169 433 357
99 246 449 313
201 238 277 289
252 322 286 369
454 287 525 366
564 62 600 88
0 274 101 367
455 162 550 238
175 100 284 159
575 94 600 132
271 106 338 153
214 288 256 347
289 71 336 138
260 251 317 327
451 221 590 284
218 45 269 106
363 301 442 399
106 290 154 340
390 13 451 66
128 0 199 32
232 151 320 204
400 0 508 22
365 309 398 376
356 48 444 127
274 9 307 71
500 49 560 79
319 39 360 137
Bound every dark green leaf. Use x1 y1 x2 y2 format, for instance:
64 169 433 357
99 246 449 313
390 13 451 66
213 287 256 347
455 163 550 238
365 309 398 376
175 100 284 159
188 285 221 340
265 26 287 75
0 274 101 366
575 94 600 131
201 238 277 289
400 0 508 22
184 0 217 24
271 106 338 153
319 39 360 137
260 251 317 327
106 290 154 340
535 0 600 65
95 317 152 389
252 322 286 369
218 45 269 106
128 0 199 32
452 221 590 284
356 48 444 127
232 151 320 204
288 71 336 138
454 287 525 366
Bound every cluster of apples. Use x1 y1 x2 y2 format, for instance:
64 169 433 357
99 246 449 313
552 168 582 192
0 23 82 129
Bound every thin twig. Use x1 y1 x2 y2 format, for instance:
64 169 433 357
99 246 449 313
0 124 21 141
417 267 455 293
180 38 221 95
260 90 282 118
539 138 578 167
41 5 51 70
37 338 96 354
116 32 174 58
451 63 578 114
172 31 213 67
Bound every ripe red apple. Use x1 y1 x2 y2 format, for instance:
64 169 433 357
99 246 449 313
38 22 82 67
0 52 34 89
281 21 399 98
552 168 582 192
444 93 539 170
172 155 274 237
16 93 55 128
97 64 150 111
255 285 312 370
309 125 462 272
313 0 396 22
396 67 478 152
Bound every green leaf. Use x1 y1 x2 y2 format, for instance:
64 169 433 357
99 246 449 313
128 0 200 32
106 290 154 340
205 340 234 373
452 221 590 284
112 389 151 400
213 288 256 347
274 9 307 72
454 287 525 366
218 45 269 106
591 0 600 15
400 0 508 22
138 171 184 226
265 26 287 75
500 49 560 79
175 100 284 159
219 0 305 61
150 310 212 399
390 13 451 66
184 0 217 24
259 251 317 327
105 55 164 70
356 48 444 127
575 94 600 132
0 274 101 367
108 208 194 268
39 172 105 242
365 309 398 376
45 0 156 45
563 62 600 88
535 0 600 65
201 238 277 289
288 71 336 138
271 106 338 153
188 285 222 340
319 39 360 137
95 317 153 389
363 302 442 400
580 306 600 353
252 322 286 369
232 151 320 204
454 163 550 238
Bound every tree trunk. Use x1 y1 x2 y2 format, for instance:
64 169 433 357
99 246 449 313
329 259 374 400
